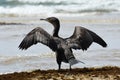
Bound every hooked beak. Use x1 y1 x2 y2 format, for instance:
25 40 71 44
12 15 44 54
40 18 51 23
40 18 47 21
40 18 50 23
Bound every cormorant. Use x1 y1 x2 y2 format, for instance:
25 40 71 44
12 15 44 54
19 17 107 70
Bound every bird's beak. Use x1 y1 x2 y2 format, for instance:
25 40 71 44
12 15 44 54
40 18 47 21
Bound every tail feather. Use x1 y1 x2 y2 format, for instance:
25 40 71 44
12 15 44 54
69 58 79 65
69 59 85 65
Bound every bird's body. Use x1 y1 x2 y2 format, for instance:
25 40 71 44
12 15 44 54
19 17 107 70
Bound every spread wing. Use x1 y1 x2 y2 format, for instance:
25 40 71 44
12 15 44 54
19 27 57 51
66 26 107 50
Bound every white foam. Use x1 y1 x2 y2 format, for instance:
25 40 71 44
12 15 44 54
1 0 120 17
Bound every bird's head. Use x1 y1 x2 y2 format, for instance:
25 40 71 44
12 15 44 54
40 17 60 26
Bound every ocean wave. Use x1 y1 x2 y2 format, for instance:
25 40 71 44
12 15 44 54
0 0 120 16
0 6 118 17
8 0 81 4
56 8 118 14
0 53 55 65
1 0 78 7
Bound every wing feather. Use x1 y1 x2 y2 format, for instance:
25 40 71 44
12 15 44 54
66 26 107 50
86 29 107 47
19 27 57 51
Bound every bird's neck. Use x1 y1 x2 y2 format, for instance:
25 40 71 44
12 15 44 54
53 22 60 37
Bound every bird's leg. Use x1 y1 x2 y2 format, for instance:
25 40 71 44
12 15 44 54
69 64 72 71
56 57 61 70
58 63 61 70
57 62 61 71
56 52 62 71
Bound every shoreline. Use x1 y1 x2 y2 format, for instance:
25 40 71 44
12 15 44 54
0 66 120 80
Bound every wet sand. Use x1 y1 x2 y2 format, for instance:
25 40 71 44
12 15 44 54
0 66 120 80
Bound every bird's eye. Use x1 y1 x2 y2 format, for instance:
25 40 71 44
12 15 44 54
48 19 53 22
50 18 54 21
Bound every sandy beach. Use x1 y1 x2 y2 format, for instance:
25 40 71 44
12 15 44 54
0 66 120 80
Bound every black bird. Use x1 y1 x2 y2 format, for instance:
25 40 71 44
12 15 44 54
19 17 107 70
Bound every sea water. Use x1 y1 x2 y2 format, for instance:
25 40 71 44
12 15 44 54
0 0 120 16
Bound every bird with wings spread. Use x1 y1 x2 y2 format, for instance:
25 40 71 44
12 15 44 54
19 17 107 70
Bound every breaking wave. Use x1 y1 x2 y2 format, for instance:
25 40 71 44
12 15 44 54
0 0 120 16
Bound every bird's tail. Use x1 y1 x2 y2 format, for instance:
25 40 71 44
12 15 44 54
64 48 85 65
69 58 85 65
